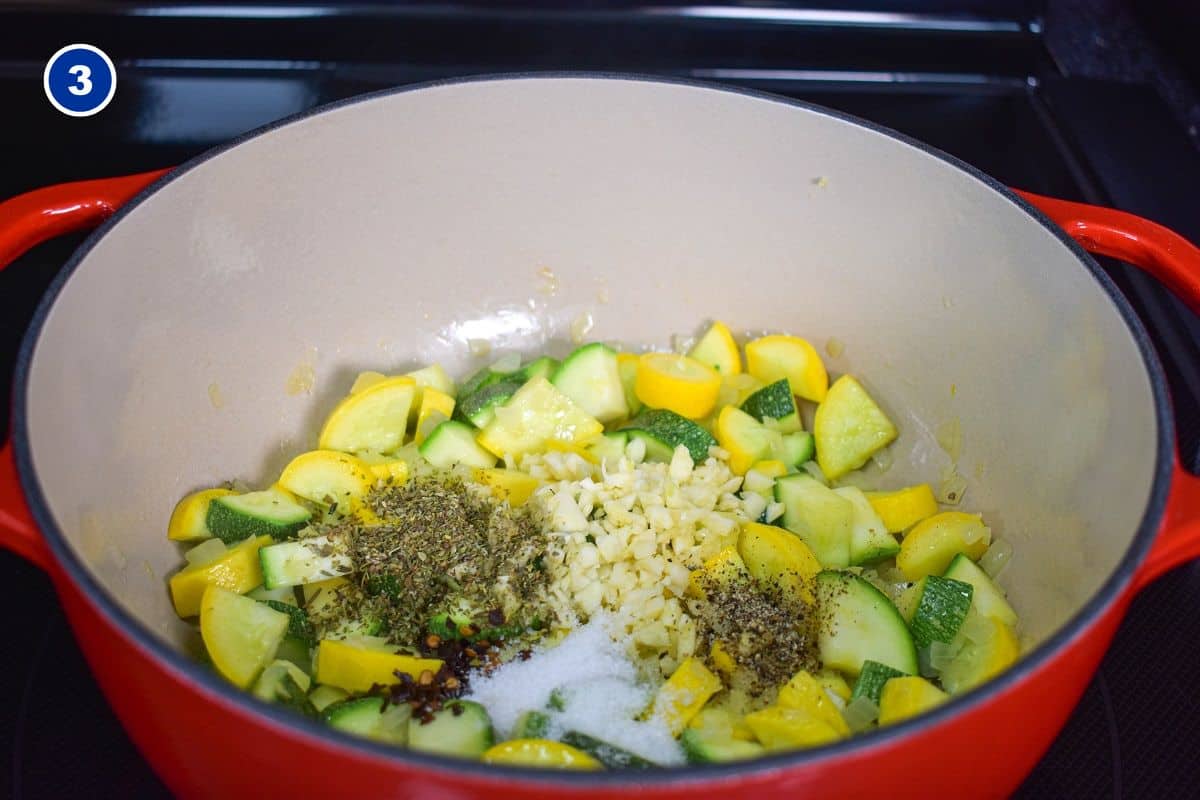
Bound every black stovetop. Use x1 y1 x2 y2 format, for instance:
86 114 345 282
1 2 1199 797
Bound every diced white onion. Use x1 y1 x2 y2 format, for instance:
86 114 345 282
938 472 967 505
184 537 227 567
929 639 962 671
468 338 492 357
842 696 879 732
740 491 768 522
979 538 1014 579
742 469 774 495
570 312 595 344
416 410 449 442
669 446 694 482
764 502 786 523
936 417 962 462
801 460 829 485
960 611 993 645
876 563 908 586
960 520 991 547
490 352 522 374
917 647 937 678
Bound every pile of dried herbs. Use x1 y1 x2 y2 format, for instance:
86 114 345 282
311 473 557 646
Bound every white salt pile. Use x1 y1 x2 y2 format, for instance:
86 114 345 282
465 615 685 766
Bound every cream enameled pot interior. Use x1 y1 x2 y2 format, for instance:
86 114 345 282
23 77 1157 658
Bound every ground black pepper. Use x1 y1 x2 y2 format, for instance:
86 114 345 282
694 571 819 695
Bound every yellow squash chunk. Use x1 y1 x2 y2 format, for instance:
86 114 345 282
315 639 445 693
750 459 788 479
817 670 852 703
652 657 723 735
939 613 1020 694
167 487 237 541
708 641 737 678
745 335 829 403
686 546 750 599
687 706 756 742
476 377 603 459
865 484 939 533
352 505 385 527
277 450 373 509
319 376 417 454
472 467 540 507
896 511 991 581
405 363 456 396
404 363 457 427
302 576 350 614
349 370 388 395
743 706 843 752
715 372 767 411
776 671 850 736
688 320 743 375
482 739 602 770
414 387 456 444
737 521 820 605
878 676 948 725
367 459 409 485
813 375 898 480
170 535 272 617
544 439 600 464
715 406 776 475
635 353 721 419
200 585 290 689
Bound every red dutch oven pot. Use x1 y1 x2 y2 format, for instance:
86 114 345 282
1 76 1199 798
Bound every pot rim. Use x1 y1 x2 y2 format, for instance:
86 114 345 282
10 72 1175 787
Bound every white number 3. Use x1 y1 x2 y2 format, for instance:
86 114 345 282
67 64 92 96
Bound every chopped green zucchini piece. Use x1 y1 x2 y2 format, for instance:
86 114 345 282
324 697 411 745
258 535 353 590
408 700 495 758
512 710 552 739
902 575 974 648
741 379 802 433
560 731 657 769
850 659 909 705
552 343 629 423
816 570 918 676
206 488 311 544
419 420 498 468
681 728 765 763
774 474 854 568
943 553 1017 626
621 408 717 463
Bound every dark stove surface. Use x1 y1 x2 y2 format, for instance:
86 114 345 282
2 3 1199 798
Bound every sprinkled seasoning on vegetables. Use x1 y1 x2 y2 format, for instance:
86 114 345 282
167 321 1022 767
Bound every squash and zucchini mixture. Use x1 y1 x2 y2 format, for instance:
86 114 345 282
167 322 1019 768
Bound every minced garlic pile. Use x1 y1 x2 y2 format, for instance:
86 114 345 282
519 439 757 677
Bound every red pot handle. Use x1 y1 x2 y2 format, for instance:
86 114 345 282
1015 190 1200 592
0 169 169 570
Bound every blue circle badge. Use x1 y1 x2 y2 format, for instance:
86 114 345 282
43 44 116 117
